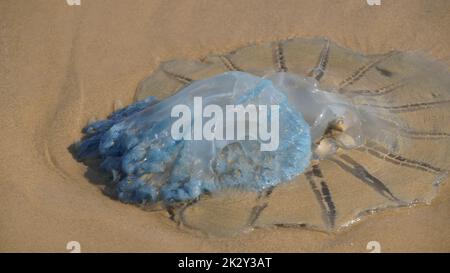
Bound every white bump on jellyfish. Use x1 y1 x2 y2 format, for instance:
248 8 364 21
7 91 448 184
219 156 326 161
76 37 450 237
315 138 338 159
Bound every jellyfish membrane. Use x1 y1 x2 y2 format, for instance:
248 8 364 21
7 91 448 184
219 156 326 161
75 37 450 236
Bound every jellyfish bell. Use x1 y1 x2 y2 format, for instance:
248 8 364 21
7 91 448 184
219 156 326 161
76 71 313 205
74 37 450 236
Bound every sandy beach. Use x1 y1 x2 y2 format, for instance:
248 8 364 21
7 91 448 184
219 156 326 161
1 0 449 252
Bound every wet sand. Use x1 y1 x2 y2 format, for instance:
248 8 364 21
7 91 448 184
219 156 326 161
0 0 449 252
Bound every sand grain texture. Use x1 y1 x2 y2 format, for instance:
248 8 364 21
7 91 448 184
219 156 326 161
0 0 449 252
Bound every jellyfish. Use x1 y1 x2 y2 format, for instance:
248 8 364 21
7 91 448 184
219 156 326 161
74 37 450 236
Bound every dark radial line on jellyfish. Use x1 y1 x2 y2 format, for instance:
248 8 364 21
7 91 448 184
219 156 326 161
345 80 405 97
329 155 404 204
360 141 446 174
375 66 394 77
308 39 330 81
358 99 450 113
304 172 330 228
273 41 288 72
319 181 336 228
247 203 268 226
305 164 336 229
312 165 337 228
338 51 399 91
247 187 274 226
162 68 193 84
219 55 242 71
273 222 330 233
399 130 450 139
274 223 308 229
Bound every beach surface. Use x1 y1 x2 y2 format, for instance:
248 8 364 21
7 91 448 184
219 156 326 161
1 0 449 252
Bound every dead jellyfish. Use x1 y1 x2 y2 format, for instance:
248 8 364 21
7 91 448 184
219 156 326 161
74 37 450 236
